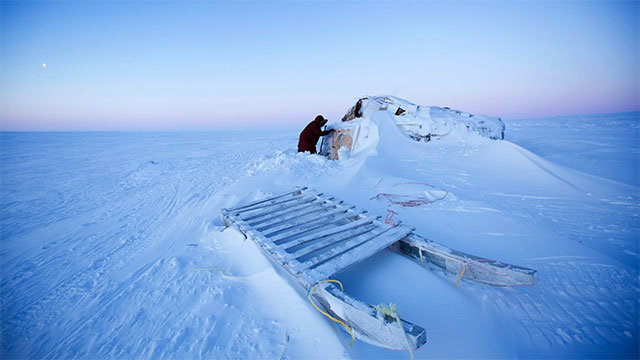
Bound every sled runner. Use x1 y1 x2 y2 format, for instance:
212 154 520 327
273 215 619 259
394 234 538 287
220 187 537 350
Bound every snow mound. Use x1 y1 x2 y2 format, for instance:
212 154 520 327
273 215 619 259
341 95 505 141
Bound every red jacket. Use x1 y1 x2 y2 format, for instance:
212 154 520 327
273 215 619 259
298 118 332 153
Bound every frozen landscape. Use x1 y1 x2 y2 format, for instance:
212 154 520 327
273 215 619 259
1 108 638 358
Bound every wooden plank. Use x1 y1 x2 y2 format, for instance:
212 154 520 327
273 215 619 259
246 197 326 224
235 193 317 217
288 223 379 260
269 217 340 242
282 217 374 250
260 206 357 237
240 194 319 221
295 224 399 272
302 225 413 282
254 203 337 231
268 209 359 242
227 187 306 212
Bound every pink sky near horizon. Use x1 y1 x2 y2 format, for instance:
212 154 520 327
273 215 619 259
1 1 638 131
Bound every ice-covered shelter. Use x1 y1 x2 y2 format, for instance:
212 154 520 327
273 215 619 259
320 95 505 160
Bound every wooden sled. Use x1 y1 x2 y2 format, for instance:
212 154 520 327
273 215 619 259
220 187 537 350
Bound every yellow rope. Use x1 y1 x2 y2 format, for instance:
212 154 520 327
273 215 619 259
308 279 355 346
417 245 469 286
393 313 414 360
454 264 466 286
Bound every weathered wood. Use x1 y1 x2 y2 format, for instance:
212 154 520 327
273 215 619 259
299 224 399 271
241 196 323 222
312 282 426 350
235 193 319 217
247 198 327 225
268 210 362 243
282 217 373 251
262 206 357 238
288 223 379 260
254 204 335 231
302 225 413 283
395 234 538 286
227 187 306 212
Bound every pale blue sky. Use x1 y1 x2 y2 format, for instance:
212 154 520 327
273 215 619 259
1 1 638 130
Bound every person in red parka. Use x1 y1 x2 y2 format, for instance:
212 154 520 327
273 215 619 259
297 115 334 154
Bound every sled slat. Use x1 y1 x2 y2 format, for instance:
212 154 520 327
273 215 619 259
288 223 379 259
305 225 413 283
237 193 318 218
282 217 373 251
228 187 306 212
262 206 357 238
254 203 335 230
295 223 398 272
247 197 327 224
268 209 361 243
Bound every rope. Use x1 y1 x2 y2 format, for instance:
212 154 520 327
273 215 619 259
393 313 414 360
384 209 398 226
370 182 448 208
454 264 466 287
278 331 290 360
307 279 355 346
374 303 413 360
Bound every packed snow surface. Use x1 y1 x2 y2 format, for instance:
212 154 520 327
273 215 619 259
1 111 638 359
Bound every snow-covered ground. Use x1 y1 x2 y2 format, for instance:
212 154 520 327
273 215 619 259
1 111 638 358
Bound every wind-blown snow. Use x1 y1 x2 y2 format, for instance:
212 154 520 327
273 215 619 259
1 111 638 358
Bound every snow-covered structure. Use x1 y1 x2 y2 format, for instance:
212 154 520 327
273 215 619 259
320 95 505 160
